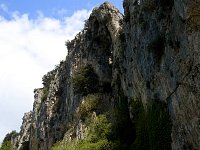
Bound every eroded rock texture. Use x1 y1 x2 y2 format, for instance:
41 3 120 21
123 0 200 149
14 2 123 150
13 1 200 150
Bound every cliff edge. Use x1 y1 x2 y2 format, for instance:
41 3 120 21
5 1 200 150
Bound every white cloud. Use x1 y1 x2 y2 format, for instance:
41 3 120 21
0 4 91 142
52 8 69 17
0 3 8 12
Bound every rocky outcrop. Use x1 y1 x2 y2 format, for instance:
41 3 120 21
14 2 123 150
15 112 32 150
123 0 200 149
13 1 200 150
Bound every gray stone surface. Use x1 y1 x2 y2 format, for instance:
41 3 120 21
123 0 200 149
14 2 123 150
14 1 200 150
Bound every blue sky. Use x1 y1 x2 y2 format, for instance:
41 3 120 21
0 0 123 144
0 0 123 19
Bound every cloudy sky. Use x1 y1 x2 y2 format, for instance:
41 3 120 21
0 0 123 143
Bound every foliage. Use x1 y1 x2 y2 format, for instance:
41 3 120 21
88 115 111 140
78 94 99 120
130 99 172 150
0 141 14 150
2 131 18 143
131 100 149 150
111 91 134 149
52 114 119 150
0 131 18 150
72 64 99 96
147 100 172 150
77 139 115 150
41 87 49 103
42 69 57 88
52 140 77 150
76 115 113 150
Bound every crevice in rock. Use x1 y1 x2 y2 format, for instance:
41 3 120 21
166 57 195 102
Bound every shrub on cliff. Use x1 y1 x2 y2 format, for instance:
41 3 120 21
42 69 57 88
111 90 135 149
0 141 14 150
52 114 119 150
147 100 172 150
0 131 17 150
2 131 18 143
72 64 99 96
41 87 48 102
77 114 116 149
77 94 99 120
130 99 172 150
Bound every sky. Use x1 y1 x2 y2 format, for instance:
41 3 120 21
0 0 123 143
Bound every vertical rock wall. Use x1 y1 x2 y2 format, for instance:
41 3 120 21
15 2 123 150
13 1 200 150
123 0 200 149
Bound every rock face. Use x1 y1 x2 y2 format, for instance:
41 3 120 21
13 1 200 150
15 112 32 150
123 0 200 149
15 2 123 150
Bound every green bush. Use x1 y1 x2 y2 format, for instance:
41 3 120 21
42 69 56 88
2 131 18 143
77 139 115 150
78 114 119 150
72 64 99 96
111 91 134 149
78 94 100 120
52 140 77 150
52 114 119 150
41 87 48 102
0 131 18 150
0 141 14 150
130 99 172 150
131 100 149 150
147 100 172 150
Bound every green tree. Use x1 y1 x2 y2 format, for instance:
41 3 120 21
72 64 99 96
0 131 18 150
42 69 57 88
0 141 14 150
52 114 119 150
2 131 18 143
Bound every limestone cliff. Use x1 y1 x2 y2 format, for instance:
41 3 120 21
12 1 200 150
123 0 200 149
14 2 123 150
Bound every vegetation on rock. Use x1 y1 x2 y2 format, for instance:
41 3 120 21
72 64 99 96
0 141 14 150
52 114 118 150
130 99 172 150
41 87 49 103
77 94 100 120
0 131 17 150
42 69 57 88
